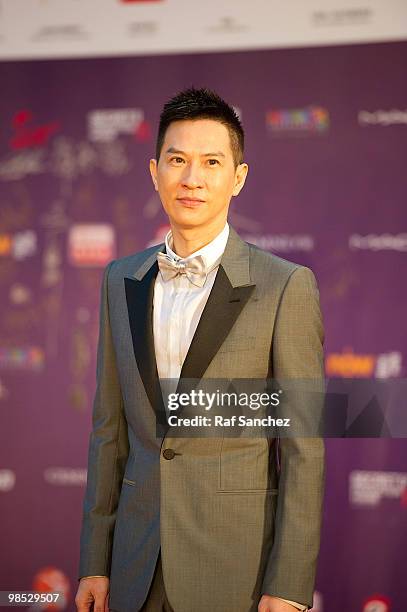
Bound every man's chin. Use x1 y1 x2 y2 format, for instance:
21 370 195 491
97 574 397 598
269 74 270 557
170 211 207 229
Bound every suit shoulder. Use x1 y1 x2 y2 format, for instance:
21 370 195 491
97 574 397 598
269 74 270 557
247 241 299 275
246 241 319 291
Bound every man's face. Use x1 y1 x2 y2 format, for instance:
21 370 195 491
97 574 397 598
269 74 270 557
149 119 248 232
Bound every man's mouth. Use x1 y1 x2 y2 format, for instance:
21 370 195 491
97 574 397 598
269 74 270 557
177 198 205 207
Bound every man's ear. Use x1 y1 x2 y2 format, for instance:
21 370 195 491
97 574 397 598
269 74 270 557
232 163 249 197
149 158 158 191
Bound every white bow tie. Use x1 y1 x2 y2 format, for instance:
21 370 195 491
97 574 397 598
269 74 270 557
157 251 207 287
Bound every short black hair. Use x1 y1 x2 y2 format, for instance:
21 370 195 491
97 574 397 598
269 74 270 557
156 87 244 168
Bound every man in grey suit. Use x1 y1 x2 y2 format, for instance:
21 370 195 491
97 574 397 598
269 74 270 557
75 88 325 612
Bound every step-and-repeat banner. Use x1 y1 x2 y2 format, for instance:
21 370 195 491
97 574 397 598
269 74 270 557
0 0 406 60
0 21 406 612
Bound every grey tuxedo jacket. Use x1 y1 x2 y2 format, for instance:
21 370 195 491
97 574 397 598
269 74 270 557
78 225 325 612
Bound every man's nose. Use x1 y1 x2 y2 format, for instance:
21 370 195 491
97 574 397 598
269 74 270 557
181 162 204 188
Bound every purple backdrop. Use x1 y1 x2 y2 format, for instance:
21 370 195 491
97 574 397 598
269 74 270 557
0 41 406 612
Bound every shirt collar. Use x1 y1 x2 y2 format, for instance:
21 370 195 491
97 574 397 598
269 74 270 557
164 222 229 273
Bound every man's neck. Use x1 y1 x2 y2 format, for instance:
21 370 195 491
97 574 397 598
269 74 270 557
170 220 227 258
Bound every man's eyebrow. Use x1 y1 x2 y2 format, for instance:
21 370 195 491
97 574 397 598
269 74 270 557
165 147 226 158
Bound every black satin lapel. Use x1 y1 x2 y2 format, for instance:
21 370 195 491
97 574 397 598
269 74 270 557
124 262 167 430
177 264 255 391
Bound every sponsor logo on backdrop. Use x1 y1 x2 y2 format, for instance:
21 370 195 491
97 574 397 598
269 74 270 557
312 8 372 27
32 567 70 610
359 109 407 126
0 347 45 371
44 468 87 486
243 233 314 252
350 470 407 507
127 21 158 37
88 108 149 143
207 16 247 34
0 230 37 260
349 233 407 252
0 137 133 182
266 106 329 136
14 230 37 260
40 202 69 286
41 201 70 233
68 224 116 267
0 150 45 181
9 284 32 305
32 23 88 43
51 137 132 178
326 349 402 378
10 110 60 150
41 241 63 288
0 469 15 492
362 595 391 611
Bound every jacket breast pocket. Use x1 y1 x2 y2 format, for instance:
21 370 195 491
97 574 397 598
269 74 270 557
218 437 277 493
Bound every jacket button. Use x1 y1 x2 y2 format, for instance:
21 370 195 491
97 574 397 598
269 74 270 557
162 448 176 460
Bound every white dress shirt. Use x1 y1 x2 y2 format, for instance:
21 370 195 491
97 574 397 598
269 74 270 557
153 222 230 381
152 222 307 611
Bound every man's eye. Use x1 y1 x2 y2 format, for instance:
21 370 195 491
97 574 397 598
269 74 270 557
208 159 219 166
171 157 184 163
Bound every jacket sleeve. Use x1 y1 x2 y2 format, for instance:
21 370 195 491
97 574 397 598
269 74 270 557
78 260 129 579
261 266 326 609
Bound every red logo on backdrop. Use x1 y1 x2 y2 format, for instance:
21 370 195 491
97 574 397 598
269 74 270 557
363 595 391 612
32 567 70 609
10 110 60 150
